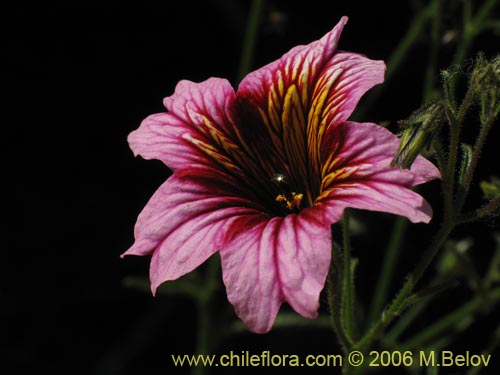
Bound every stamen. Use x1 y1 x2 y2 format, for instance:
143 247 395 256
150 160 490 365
271 173 304 212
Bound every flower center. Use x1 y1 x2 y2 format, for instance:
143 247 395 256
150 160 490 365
271 173 304 213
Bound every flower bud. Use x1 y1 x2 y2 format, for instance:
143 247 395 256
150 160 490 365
391 102 444 169
470 54 500 123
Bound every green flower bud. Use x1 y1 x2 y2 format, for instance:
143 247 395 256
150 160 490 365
470 54 500 123
391 102 444 169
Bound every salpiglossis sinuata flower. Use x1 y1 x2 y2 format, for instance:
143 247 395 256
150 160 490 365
123 17 440 333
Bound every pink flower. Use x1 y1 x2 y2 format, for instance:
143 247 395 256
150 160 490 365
122 17 440 333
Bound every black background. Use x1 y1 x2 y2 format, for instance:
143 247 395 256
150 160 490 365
6 1 500 374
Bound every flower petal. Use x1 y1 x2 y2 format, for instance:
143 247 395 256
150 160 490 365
236 16 385 201
128 78 252 177
219 216 282 334
318 121 440 223
312 52 386 133
238 17 349 109
220 207 331 333
121 168 263 293
276 209 331 318
320 180 435 223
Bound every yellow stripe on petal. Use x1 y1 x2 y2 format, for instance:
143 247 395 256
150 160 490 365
277 70 285 97
183 133 242 174
268 84 283 134
191 114 266 180
210 130 264 178
298 65 310 108
307 68 344 194
257 107 272 133
320 166 359 192
321 148 341 178
281 84 313 206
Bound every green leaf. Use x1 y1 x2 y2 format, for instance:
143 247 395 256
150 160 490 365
458 143 473 187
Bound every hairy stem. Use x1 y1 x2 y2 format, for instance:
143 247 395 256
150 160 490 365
328 241 353 352
457 196 500 224
354 278 417 351
399 288 500 350
456 116 496 209
384 297 431 345
356 220 454 351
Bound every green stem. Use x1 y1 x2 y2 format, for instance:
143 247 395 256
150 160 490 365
354 278 418 351
356 221 454 351
452 0 498 67
328 225 353 352
463 0 472 29
432 140 448 179
341 213 355 340
192 255 221 375
471 0 498 33
385 1 435 84
416 279 460 300
456 116 496 209
384 296 431 345
368 217 408 327
399 288 500 350
383 279 458 347
195 299 210 355
327 272 353 352
457 196 500 224
413 221 455 283
444 113 461 221
422 0 441 103
457 80 478 124
192 299 210 375
237 0 264 82
353 1 434 120
354 0 498 358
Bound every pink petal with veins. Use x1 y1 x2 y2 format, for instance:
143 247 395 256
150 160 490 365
128 78 239 173
318 121 440 223
220 207 330 333
122 168 263 293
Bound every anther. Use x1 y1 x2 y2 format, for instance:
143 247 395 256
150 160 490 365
271 173 303 212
